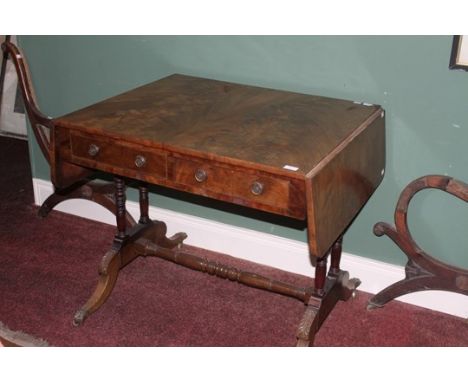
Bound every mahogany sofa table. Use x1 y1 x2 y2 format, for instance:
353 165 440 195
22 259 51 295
49 74 386 346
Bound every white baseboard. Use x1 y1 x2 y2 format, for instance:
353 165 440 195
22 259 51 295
33 178 467 319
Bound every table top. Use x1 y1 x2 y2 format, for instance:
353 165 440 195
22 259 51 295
55 74 382 177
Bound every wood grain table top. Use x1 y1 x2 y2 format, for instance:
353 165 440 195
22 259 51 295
55 74 382 177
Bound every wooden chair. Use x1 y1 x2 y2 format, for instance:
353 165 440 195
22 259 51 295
368 175 468 309
0 41 135 226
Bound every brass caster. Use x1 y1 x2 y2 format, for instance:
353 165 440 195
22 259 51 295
296 338 310 347
73 309 87 327
366 300 383 311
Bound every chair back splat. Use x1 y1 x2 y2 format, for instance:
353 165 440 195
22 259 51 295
0 41 136 236
1 41 53 163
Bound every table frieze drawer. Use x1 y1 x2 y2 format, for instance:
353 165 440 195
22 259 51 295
230 171 290 211
69 132 167 180
168 156 293 214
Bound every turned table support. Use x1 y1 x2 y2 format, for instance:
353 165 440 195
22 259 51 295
114 176 128 240
314 256 328 297
296 236 361 346
368 175 468 310
73 177 188 326
138 184 151 225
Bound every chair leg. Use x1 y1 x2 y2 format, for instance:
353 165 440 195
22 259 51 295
368 175 468 310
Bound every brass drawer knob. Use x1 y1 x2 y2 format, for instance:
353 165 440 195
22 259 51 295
135 155 146 168
88 143 100 157
251 181 264 196
194 168 207 183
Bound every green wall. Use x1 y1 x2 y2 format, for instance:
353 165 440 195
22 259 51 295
19 36 468 268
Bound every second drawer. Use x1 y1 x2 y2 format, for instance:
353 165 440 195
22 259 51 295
169 157 290 210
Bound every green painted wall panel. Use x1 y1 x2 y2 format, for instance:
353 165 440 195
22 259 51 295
18 36 468 268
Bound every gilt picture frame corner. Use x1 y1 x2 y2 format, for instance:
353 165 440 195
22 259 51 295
449 35 468 71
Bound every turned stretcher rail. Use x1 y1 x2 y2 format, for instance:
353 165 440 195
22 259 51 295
135 237 312 303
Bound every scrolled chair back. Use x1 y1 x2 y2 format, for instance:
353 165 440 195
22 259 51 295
1 41 54 163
